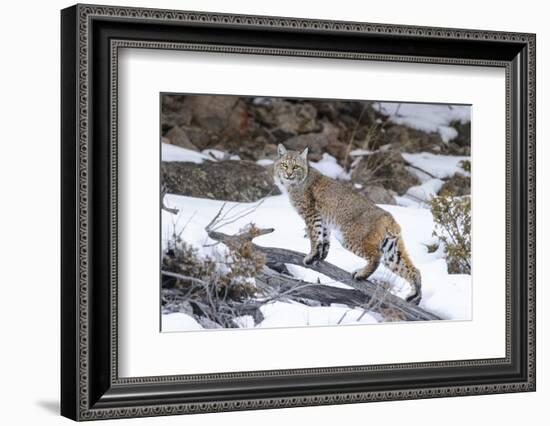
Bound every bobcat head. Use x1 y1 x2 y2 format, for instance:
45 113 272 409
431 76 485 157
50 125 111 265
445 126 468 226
274 144 309 186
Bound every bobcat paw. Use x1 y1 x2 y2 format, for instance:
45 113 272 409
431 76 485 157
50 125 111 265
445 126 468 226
352 269 367 280
303 253 318 266
319 242 330 260
406 292 422 305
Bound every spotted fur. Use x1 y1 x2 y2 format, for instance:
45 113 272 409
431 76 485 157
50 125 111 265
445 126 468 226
274 144 422 304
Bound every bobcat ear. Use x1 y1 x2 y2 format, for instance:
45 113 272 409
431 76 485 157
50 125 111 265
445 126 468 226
300 146 309 160
277 144 287 157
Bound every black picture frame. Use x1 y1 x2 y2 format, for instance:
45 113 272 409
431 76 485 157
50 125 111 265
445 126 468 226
61 4 536 421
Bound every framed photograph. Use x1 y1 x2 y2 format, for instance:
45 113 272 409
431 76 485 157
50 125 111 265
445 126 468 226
61 4 536 421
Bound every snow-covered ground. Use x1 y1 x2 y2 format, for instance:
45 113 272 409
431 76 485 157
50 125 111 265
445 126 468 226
162 144 241 163
396 152 470 208
401 152 470 179
310 153 350 180
375 102 470 143
162 192 472 331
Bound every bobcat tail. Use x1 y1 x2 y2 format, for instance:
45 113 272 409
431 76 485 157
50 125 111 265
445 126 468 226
379 232 422 305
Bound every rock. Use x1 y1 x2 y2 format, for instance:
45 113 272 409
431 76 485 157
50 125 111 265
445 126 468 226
240 136 267 161
255 100 319 135
283 122 339 155
438 173 471 196
224 100 251 136
377 121 471 156
184 95 239 133
183 126 212 150
162 160 281 202
204 135 269 162
445 143 471 156
164 127 199 151
379 124 445 154
351 150 420 195
161 95 193 133
449 120 471 147
262 143 278 160
359 185 396 205
325 140 349 164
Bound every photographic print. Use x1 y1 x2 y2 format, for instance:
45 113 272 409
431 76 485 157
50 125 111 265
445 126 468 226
61 6 535 418
160 94 472 332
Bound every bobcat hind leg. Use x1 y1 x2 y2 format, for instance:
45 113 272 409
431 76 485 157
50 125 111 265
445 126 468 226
352 255 381 281
381 235 422 305
351 239 381 281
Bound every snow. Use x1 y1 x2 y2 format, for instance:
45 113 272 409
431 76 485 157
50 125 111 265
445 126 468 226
310 153 350 180
162 143 210 163
395 152 470 207
418 260 472 320
162 313 204 331
202 149 240 161
375 102 470 143
256 159 274 166
160 144 244 163
258 302 378 328
398 178 445 207
161 192 472 332
405 165 433 183
233 315 255 328
402 152 470 179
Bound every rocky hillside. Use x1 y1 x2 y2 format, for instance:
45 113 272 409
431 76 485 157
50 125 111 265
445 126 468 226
161 95 471 204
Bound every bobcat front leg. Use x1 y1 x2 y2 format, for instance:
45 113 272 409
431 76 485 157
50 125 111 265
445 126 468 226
319 223 330 260
303 212 325 266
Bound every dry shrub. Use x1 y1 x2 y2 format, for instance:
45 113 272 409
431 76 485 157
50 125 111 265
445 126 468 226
216 224 266 298
163 242 216 286
429 193 471 274
163 224 265 301
438 173 471 197
460 159 471 173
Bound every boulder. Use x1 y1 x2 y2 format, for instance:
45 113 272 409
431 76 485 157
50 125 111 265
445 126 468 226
183 126 213 150
209 136 268 162
283 122 339 155
449 120 471 147
162 160 281 202
379 124 445 153
183 95 239 133
262 143 279 160
224 100 251 136
255 100 319 135
164 126 199 151
358 185 396 205
445 143 471 156
161 95 193 133
324 140 349 164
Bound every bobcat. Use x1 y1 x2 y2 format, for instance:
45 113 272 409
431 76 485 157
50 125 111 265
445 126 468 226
274 144 422 304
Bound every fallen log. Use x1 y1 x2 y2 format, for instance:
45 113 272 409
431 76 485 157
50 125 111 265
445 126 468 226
207 227 441 321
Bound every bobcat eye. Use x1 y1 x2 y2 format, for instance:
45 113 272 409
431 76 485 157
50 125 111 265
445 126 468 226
282 163 288 169
292 166 298 170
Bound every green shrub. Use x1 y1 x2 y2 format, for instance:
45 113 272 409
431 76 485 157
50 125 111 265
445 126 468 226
429 193 471 274
460 159 471 173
